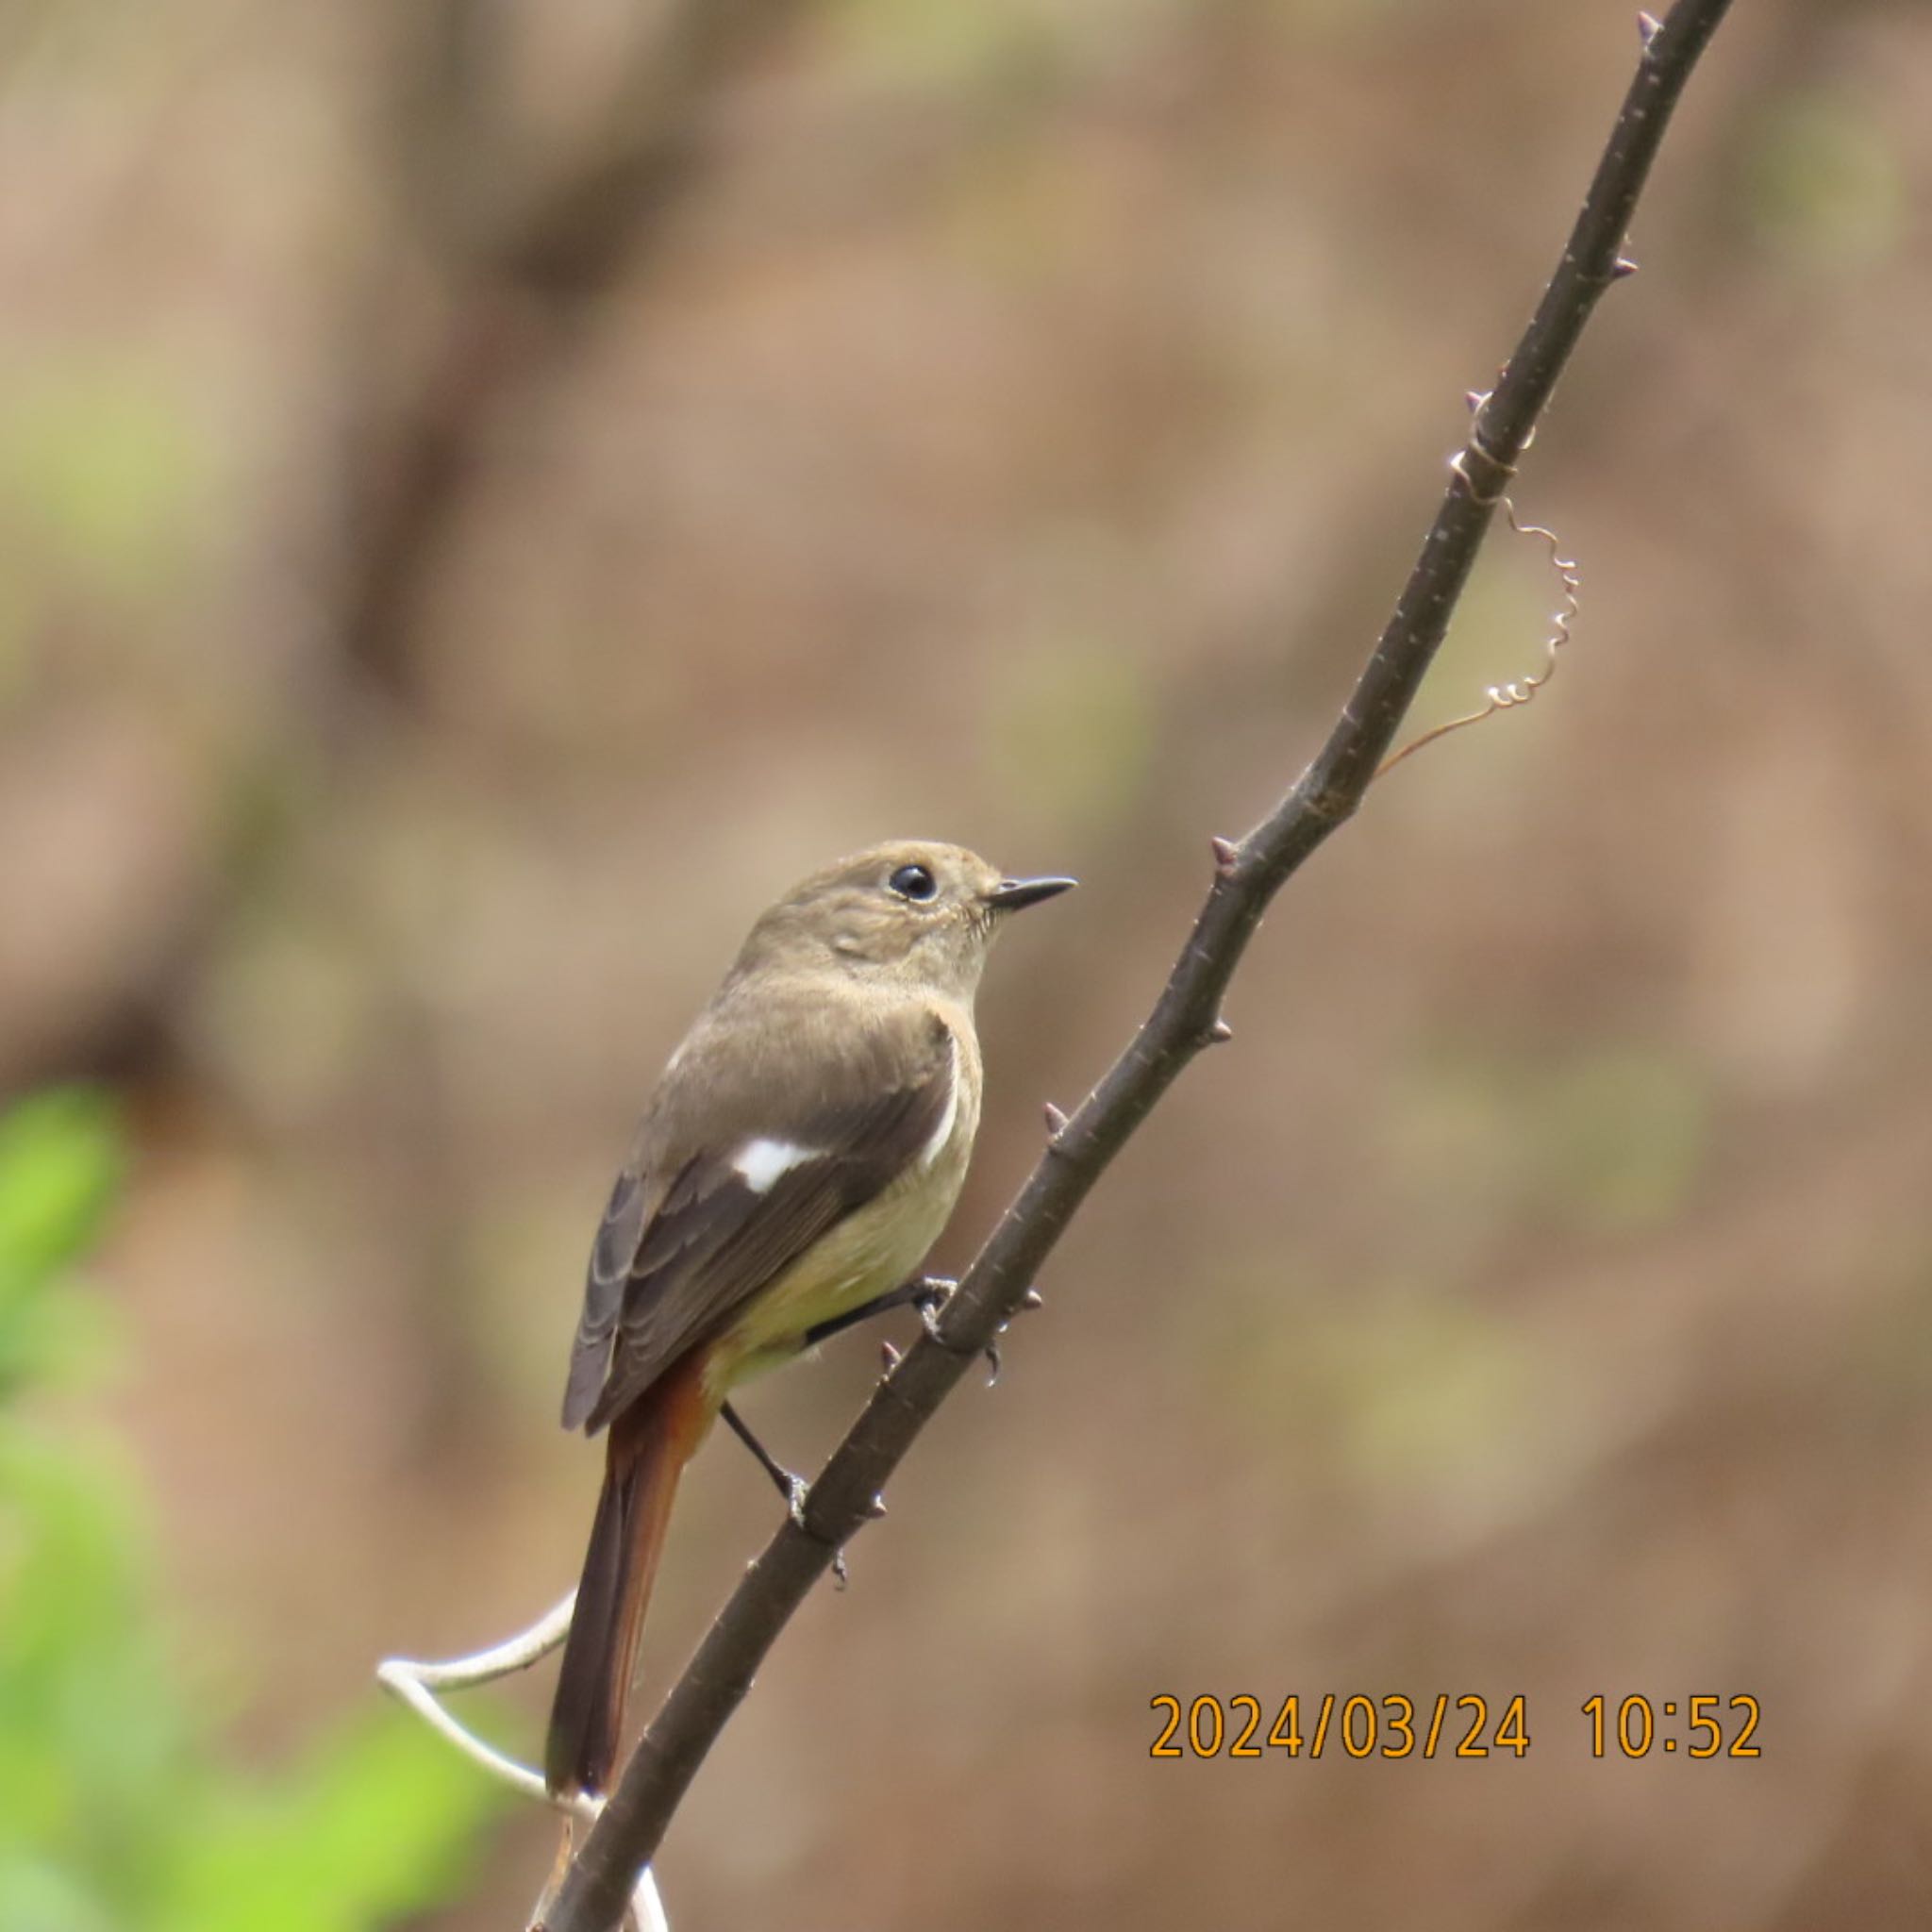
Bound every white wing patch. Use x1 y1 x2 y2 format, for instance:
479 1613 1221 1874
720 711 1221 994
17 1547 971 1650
919 1040 959 1169
732 1137 819 1194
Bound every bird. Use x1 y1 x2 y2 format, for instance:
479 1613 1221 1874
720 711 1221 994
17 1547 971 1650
544 839 1075 1800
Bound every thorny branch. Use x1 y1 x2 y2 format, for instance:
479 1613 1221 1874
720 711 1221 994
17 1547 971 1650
540 5 1738 1925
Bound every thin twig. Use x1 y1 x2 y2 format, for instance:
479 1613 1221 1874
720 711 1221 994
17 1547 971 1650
541 5 1737 1925
1375 494 1583 779
378 1591 586 1815
375 1597 672 1931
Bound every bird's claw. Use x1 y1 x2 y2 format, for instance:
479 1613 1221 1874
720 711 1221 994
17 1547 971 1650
915 1276 957 1342
915 1276 1044 1384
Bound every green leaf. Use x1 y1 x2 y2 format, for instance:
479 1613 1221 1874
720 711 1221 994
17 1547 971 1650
158 1713 506 1932
0 1855 122 1932
0 1428 181 1873
0 1090 124 1394
0 1090 123 1291
0 1090 501 1929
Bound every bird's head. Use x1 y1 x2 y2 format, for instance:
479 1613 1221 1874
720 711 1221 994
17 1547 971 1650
737 840 1075 1000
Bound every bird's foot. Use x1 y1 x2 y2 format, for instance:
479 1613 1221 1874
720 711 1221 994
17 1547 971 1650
913 1275 958 1341
917 1276 1048 1385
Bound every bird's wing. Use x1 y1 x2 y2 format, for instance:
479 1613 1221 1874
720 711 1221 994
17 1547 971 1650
562 997 957 1433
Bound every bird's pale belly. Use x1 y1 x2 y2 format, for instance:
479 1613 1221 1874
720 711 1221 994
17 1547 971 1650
699 1103 976 1403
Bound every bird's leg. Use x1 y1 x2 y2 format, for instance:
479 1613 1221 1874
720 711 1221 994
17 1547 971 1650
728 1274 959 1585
802 1271 1028 1382
800 1273 955 1349
721 1399 849 1585
722 1400 808 1522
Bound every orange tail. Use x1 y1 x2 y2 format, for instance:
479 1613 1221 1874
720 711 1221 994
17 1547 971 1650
545 1358 712 1798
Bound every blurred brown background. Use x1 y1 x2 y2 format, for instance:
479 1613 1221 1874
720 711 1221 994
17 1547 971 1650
7 0 1932 1924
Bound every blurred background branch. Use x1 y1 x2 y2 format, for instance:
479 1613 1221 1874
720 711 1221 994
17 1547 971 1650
344 0 809 701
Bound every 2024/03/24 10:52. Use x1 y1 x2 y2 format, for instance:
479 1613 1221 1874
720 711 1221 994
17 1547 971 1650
1149 1692 1762 1760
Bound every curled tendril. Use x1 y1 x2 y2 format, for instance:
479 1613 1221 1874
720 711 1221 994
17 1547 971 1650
1375 495 1580 780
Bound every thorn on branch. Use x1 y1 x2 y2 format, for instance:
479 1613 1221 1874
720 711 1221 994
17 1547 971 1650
1612 256 1640 279
1019 1287 1044 1312
1043 1101 1070 1137
1210 835 1240 874
1205 1017 1234 1045
862 1493 888 1521
1638 10 1662 47
880 1339 902 1372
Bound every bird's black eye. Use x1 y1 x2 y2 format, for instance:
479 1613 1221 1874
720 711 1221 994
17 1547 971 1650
889 862 939 902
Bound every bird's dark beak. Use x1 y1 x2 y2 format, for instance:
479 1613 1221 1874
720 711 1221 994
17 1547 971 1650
985 874 1078 914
